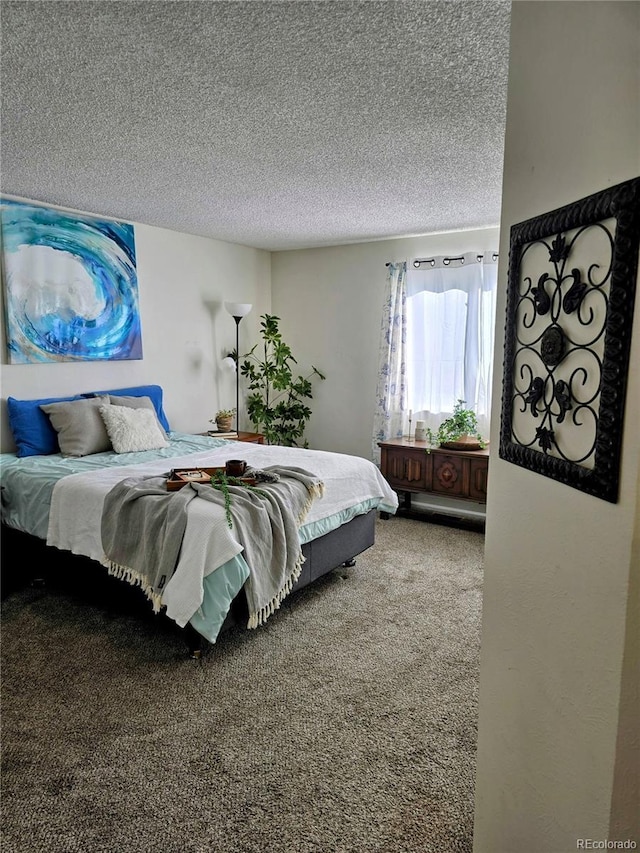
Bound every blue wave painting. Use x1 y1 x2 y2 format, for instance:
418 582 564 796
0 198 142 363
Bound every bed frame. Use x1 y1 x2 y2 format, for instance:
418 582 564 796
1 509 377 657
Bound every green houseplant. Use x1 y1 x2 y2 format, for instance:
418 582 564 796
425 399 487 450
239 314 325 446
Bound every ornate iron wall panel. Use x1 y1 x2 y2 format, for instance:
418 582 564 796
499 177 640 502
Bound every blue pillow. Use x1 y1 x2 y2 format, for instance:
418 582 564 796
7 394 84 457
84 384 171 432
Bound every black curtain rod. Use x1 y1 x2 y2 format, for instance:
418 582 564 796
385 252 499 268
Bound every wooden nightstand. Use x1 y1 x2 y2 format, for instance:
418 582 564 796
200 431 264 444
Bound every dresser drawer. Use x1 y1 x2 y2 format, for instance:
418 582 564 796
381 445 429 490
469 456 489 501
429 452 469 498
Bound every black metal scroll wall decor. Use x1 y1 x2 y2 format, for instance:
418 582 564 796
499 176 640 502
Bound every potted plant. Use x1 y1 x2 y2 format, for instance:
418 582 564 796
425 399 487 450
211 407 236 432
239 313 325 446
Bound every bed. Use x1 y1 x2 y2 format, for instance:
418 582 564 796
0 384 398 656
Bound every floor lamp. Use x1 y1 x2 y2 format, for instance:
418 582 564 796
224 301 252 433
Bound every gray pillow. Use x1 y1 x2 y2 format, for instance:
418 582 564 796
108 395 169 438
40 396 112 457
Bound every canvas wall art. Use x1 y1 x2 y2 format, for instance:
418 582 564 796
0 198 142 363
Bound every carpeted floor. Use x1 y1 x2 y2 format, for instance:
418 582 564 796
1 516 484 853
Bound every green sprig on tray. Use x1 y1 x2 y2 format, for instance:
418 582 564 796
209 471 268 529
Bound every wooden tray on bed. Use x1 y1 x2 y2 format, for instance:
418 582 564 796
166 467 257 491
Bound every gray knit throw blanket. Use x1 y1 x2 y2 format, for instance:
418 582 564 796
101 466 325 629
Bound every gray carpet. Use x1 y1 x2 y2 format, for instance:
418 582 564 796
1 516 484 853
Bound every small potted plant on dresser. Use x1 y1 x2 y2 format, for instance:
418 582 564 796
426 399 487 451
212 408 236 433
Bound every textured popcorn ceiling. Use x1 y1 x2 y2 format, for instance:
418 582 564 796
1 1 511 251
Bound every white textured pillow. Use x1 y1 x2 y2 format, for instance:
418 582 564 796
99 404 169 453
107 395 169 438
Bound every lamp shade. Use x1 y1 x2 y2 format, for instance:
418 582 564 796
221 355 237 372
224 302 252 319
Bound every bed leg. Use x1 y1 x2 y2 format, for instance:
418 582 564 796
183 624 204 660
342 558 356 568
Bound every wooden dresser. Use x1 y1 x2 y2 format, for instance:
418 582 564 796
378 437 489 513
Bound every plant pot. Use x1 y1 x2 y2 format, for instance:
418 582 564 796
216 417 234 432
440 435 487 451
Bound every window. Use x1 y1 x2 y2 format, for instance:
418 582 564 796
372 253 498 464
405 253 498 437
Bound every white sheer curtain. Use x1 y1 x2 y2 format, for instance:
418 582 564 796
371 262 408 465
405 252 498 438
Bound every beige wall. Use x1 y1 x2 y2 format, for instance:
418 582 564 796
0 203 272 450
271 228 499 459
0 207 499 463
474 4 640 852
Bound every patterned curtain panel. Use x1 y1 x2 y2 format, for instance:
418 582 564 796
372 261 408 465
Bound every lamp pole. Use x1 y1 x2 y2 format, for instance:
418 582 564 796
232 314 241 433
224 302 252 434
